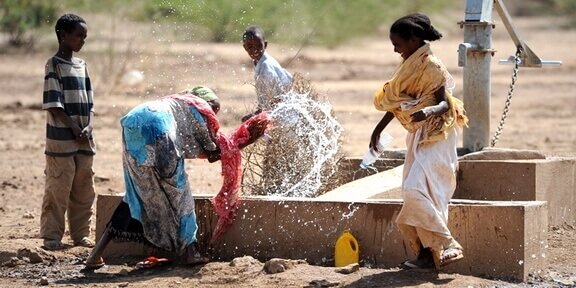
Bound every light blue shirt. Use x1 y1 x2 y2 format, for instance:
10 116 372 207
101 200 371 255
254 52 292 110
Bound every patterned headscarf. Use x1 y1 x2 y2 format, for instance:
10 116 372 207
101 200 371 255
180 86 218 102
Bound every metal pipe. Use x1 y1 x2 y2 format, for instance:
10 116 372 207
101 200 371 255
461 0 494 152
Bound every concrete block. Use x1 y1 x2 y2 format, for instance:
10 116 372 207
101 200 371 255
455 158 576 226
317 165 403 201
96 194 547 281
332 158 403 185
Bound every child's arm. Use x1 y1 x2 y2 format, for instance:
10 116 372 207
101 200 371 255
370 111 395 152
47 108 83 139
410 86 449 122
80 65 94 141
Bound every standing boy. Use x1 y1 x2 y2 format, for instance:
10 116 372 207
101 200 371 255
241 25 292 121
41 14 96 250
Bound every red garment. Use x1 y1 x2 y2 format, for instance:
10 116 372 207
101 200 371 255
213 114 270 241
167 94 269 242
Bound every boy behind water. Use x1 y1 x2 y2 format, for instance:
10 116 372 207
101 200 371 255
40 14 96 250
241 25 292 121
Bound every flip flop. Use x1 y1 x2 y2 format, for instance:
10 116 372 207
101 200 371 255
439 248 464 267
400 260 435 270
136 256 173 269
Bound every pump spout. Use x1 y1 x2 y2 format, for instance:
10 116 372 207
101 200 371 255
458 43 477 67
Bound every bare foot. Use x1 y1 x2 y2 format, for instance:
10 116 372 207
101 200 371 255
84 256 105 270
185 244 209 265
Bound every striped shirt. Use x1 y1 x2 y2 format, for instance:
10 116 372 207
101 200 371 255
42 56 96 156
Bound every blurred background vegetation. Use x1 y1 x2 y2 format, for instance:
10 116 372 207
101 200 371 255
1 0 575 49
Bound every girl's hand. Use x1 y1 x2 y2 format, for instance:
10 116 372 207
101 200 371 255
410 107 432 122
370 112 395 152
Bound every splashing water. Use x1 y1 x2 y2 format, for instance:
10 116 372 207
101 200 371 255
341 203 360 220
242 85 343 198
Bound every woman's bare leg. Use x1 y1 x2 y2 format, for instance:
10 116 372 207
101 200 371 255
84 228 112 269
184 242 209 265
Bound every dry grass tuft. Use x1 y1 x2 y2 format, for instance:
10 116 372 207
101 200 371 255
241 74 344 197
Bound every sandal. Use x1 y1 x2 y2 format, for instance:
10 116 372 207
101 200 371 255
439 248 464 267
84 257 105 270
43 239 65 251
74 237 95 248
400 259 435 270
136 256 173 269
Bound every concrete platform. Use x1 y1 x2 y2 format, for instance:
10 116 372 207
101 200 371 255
326 156 575 226
96 194 547 281
455 158 576 226
317 165 403 200
326 158 403 188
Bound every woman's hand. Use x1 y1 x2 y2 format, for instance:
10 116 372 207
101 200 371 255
241 108 262 122
241 113 253 122
206 148 221 163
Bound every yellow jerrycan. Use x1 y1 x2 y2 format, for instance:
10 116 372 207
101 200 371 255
334 229 359 267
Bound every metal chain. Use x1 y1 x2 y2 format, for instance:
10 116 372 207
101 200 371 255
490 47 522 147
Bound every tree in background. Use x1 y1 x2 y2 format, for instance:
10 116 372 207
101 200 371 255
0 0 57 47
140 0 449 47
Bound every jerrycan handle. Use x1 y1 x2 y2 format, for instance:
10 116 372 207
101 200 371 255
344 230 358 251
335 229 360 267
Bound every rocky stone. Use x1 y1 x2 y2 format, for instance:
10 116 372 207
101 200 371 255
230 256 261 268
307 279 340 287
118 269 129 276
39 276 49 285
263 258 307 274
0 251 17 265
334 263 359 274
17 248 43 264
4 257 21 267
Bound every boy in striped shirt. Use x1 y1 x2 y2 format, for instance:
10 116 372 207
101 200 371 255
41 14 95 250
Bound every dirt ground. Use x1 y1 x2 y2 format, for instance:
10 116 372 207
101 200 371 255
0 11 575 288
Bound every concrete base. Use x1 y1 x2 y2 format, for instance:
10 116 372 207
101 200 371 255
456 158 576 226
328 156 575 226
317 165 403 200
330 158 403 186
96 194 547 281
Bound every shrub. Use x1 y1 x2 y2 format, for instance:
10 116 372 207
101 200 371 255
0 0 58 47
139 0 451 46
